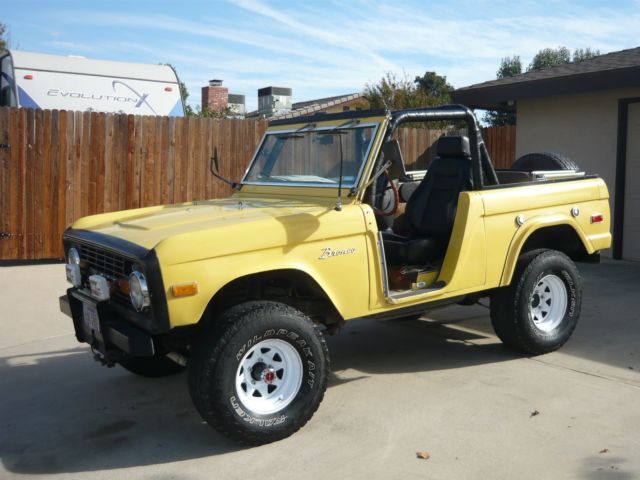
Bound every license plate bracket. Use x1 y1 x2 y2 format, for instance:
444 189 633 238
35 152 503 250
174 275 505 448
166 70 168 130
82 301 101 334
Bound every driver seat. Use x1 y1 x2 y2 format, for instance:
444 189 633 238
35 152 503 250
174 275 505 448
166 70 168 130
383 136 472 265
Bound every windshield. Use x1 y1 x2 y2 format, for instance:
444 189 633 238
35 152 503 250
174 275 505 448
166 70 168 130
243 123 378 187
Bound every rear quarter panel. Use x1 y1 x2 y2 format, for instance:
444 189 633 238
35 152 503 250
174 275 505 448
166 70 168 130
480 177 611 287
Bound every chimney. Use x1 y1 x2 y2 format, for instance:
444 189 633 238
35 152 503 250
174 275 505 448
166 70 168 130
202 79 228 111
258 86 292 116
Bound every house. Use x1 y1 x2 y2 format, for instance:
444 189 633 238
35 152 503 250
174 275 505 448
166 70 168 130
273 93 369 119
246 91 369 118
452 47 640 261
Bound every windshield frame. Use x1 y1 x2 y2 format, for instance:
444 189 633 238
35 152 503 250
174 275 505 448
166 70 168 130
240 121 381 189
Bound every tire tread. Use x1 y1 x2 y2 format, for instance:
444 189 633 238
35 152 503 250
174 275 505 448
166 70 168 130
188 301 329 445
491 249 581 354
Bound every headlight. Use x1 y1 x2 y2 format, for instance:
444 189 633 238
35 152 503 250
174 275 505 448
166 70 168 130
129 271 150 311
68 247 80 265
66 264 82 287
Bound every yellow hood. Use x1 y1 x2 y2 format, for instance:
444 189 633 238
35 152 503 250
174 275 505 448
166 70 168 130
71 195 366 264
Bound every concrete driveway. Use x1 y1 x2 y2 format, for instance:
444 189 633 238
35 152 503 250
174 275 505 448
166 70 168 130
1 260 639 479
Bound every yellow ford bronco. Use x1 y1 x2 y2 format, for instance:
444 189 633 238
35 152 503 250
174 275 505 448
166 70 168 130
59 105 611 444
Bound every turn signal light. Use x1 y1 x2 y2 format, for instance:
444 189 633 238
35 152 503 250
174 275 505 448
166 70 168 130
117 278 130 295
171 282 198 297
590 214 604 224
24 74 33 80
164 86 173 92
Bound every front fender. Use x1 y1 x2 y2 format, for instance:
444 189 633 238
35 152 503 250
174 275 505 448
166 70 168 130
158 235 370 328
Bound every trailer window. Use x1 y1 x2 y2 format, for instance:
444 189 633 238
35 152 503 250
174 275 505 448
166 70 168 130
0 55 17 107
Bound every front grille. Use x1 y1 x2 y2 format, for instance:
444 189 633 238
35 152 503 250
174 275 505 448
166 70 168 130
78 244 133 306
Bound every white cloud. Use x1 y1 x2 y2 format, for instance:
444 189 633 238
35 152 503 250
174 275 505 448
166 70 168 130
49 1 640 111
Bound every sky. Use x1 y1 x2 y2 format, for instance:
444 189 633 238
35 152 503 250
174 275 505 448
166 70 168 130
3 0 640 112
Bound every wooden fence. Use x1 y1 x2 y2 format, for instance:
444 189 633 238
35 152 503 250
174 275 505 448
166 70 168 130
483 125 517 169
0 108 515 260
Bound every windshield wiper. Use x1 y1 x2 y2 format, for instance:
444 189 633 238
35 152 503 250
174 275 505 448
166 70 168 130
317 120 359 211
275 133 305 140
318 119 360 136
275 122 317 140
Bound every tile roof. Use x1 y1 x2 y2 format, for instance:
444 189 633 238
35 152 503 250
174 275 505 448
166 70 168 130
271 93 363 119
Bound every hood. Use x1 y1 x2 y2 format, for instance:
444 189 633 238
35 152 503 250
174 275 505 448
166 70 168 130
71 196 365 259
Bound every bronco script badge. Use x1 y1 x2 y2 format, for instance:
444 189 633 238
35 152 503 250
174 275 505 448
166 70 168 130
318 247 356 260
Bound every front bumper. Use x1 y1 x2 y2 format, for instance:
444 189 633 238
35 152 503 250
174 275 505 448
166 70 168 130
60 289 155 357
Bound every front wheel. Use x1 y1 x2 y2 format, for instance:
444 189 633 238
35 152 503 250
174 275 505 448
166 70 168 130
188 301 329 444
490 249 582 354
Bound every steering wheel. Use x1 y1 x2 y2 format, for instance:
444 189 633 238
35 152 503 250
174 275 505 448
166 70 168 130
372 171 400 217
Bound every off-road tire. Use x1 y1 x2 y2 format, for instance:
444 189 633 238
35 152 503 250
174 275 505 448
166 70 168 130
511 152 579 171
490 249 582 355
188 301 329 445
118 355 185 378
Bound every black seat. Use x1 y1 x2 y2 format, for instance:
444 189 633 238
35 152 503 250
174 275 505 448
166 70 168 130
383 136 472 265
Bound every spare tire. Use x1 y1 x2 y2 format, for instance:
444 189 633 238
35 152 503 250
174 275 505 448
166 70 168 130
511 152 579 171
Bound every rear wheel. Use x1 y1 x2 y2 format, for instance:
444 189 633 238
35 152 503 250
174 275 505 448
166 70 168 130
490 249 581 354
188 301 329 444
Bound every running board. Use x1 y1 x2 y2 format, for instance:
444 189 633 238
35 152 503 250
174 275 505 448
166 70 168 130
388 285 443 300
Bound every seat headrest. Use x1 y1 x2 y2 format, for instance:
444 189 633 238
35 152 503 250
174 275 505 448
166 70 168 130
436 136 471 158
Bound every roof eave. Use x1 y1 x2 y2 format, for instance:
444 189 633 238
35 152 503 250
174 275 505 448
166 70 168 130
452 66 640 109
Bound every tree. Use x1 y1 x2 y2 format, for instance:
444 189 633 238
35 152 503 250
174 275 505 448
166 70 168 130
414 71 453 105
528 46 571 71
364 70 454 111
483 56 522 126
196 105 234 118
573 47 601 62
528 46 601 71
0 23 8 52
497 55 522 78
179 80 195 116
364 72 428 109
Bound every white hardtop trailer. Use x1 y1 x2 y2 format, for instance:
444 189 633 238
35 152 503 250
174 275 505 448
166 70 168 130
0 50 184 116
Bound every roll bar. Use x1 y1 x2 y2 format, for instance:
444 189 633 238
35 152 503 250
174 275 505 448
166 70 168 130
388 105 499 188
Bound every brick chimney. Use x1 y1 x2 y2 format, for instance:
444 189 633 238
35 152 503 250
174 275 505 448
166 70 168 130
202 79 228 111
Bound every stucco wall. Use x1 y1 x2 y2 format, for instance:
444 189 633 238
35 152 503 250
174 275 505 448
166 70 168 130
516 87 640 255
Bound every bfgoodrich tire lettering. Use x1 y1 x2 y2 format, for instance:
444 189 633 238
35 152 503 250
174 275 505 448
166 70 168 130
490 249 582 355
188 301 329 444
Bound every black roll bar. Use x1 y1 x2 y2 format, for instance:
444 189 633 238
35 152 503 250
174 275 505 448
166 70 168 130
388 105 499 188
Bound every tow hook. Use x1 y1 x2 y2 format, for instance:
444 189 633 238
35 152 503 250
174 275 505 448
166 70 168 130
91 346 118 368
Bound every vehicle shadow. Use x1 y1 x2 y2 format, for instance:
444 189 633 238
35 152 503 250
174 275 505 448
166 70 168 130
0 310 515 475
327 312 514 380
